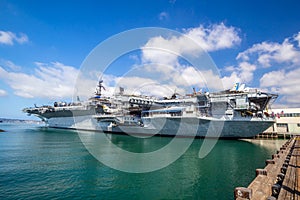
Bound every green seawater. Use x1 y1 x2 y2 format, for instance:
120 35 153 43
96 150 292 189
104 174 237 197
0 123 285 200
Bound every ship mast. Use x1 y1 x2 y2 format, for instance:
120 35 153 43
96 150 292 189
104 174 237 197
95 80 105 96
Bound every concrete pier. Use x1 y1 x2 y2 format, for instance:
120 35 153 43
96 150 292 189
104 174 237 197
234 136 300 200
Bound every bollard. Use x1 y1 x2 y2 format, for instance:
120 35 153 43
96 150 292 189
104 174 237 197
256 169 267 176
234 187 252 200
276 173 285 185
281 166 287 174
272 154 280 159
272 184 281 198
284 159 290 164
280 147 286 151
266 159 275 165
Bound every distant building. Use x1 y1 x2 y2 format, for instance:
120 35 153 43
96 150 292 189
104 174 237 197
264 108 300 136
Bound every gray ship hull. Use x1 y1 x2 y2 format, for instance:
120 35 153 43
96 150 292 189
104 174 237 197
45 115 274 138
100 117 274 138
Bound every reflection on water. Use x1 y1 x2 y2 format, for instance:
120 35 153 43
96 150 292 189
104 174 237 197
99 132 174 153
241 138 287 151
78 130 197 173
0 124 285 200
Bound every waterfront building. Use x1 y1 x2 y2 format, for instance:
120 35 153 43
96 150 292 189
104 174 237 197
263 108 300 137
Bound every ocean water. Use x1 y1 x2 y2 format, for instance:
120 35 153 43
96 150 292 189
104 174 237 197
0 123 285 200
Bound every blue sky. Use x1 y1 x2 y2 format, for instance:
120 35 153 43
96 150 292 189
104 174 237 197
1 0 300 119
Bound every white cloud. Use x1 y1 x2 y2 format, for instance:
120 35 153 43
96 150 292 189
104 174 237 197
0 89 7 96
144 63 175 76
140 23 239 92
142 45 179 66
260 68 300 106
260 68 300 93
219 31 300 97
221 72 241 89
159 12 169 21
0 31 14 45
0 31 28 45
237 38 300 68
260 70 285 88
238 62 256 83
185 23 241 52
224 65 235 72
142 23 241 66
0 59 220 100
294 32 300 47
221 61 256 89
174 67 203 86
0 62 79 99
115 75 185 97
116 76 157 90
0 59 22 71
0 61 119 100
172 67 222 90
116 62 223 94
232 31 300 107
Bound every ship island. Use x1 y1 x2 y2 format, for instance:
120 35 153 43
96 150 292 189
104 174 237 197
23 81 278 138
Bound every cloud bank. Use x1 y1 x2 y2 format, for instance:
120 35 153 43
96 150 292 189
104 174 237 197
1 24 300 108
0 62 78 99
0 23 241 100
140 23 241 92
230 32 300 107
